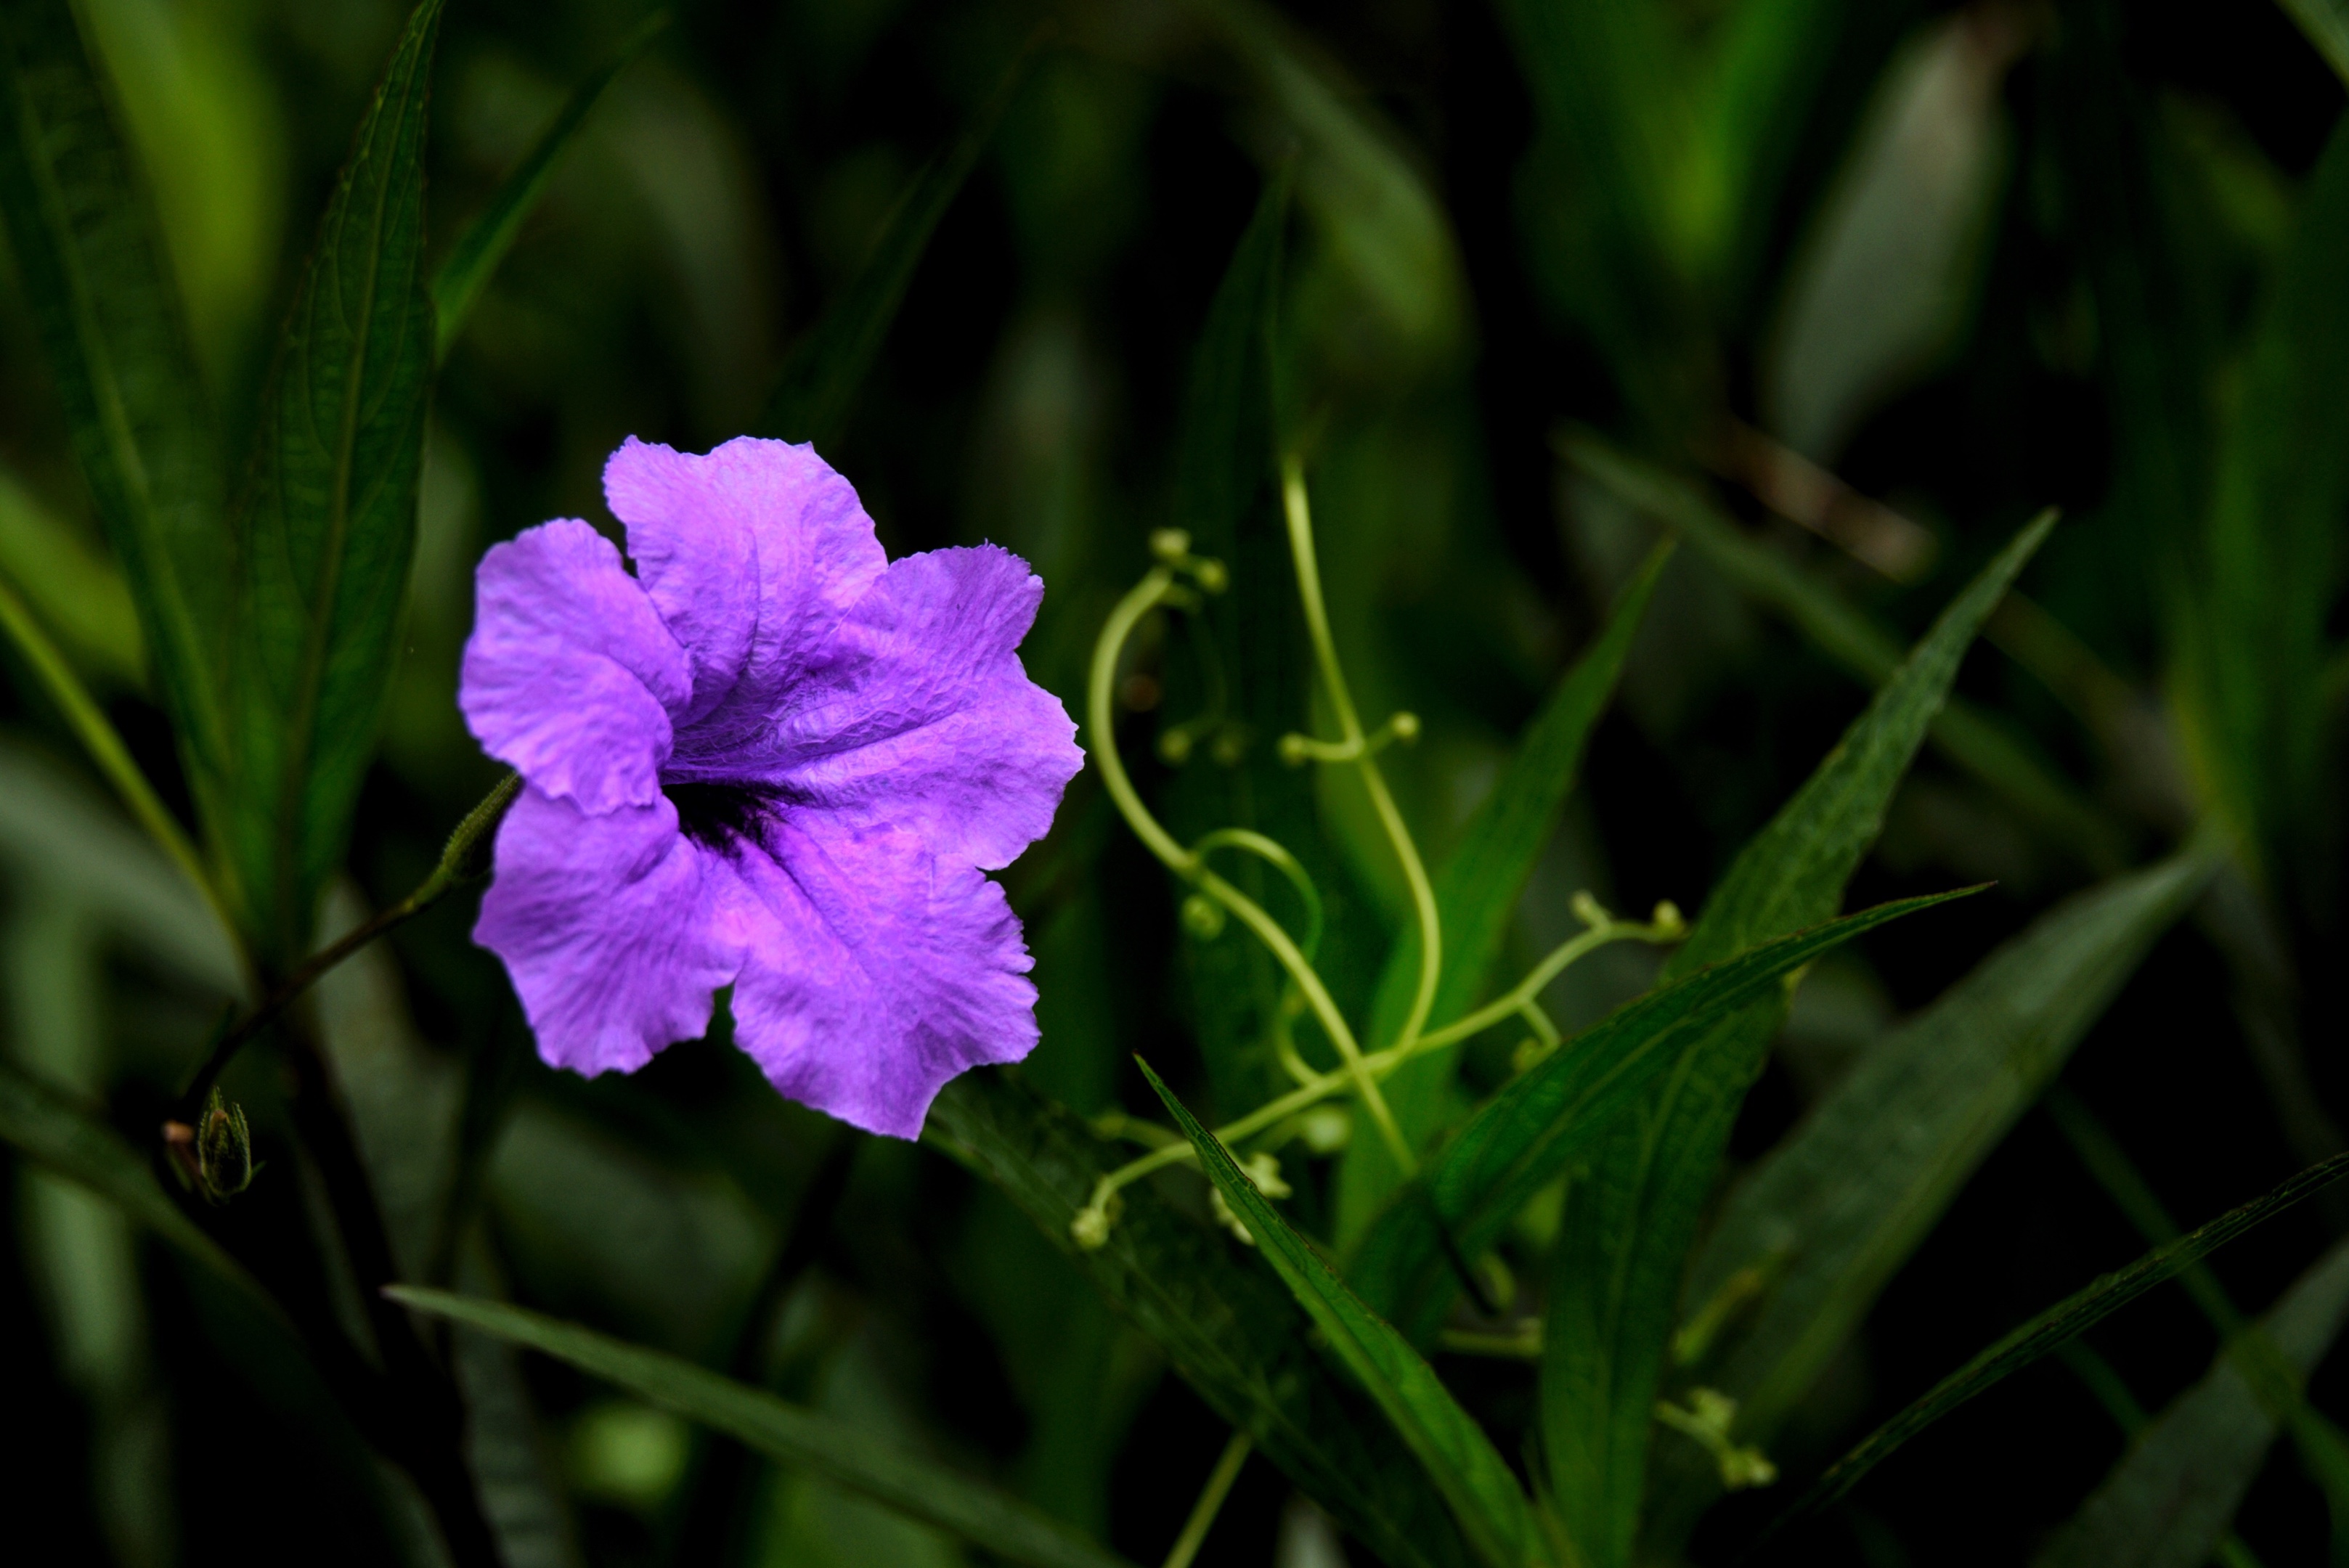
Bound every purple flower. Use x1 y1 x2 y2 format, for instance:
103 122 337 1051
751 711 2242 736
459 437 1082 1137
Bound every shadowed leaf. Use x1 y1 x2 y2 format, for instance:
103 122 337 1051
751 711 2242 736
1141 1059 1546 1568
224 0 441 960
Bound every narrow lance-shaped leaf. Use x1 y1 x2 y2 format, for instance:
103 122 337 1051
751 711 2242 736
227 0 441 960
1537 510 2052 1568
1335 542 1672 1246
1348 888 1980 1344
2175 113 2349 889
1139 1061 1547 1568
927 1072 1476 1568
2278 0 2349 89
0 0 229 801
761 37 1035 446
2032 1236 2349 1568
1642 848 2214 1551
1567 432 2125 870
1752 1149 2349 1553
431 11 668 362
388 1287 1137 1568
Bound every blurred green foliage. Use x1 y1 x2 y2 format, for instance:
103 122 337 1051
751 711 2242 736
2 0 2349 1565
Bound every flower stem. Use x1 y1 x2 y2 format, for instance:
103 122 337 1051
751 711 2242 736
1161 1432 1252 1568
174 772 522 1117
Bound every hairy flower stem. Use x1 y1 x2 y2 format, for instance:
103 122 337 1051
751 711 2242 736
174 772 522 1119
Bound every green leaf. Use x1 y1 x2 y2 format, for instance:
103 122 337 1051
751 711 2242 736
0 468 143 685
1754 1148 2349 1548
0 0 229 799
389 1286 1141 1568
1642 849 2212 1552
760 38 1034 446
2175 113 2349 887
1536 511 2051 1568
927 1071 1478 1568
1139 1061 1547 1568
0 1053 271 1316
1348 889 1978 1345
2278 0 2349 87
2032 1246 2349 1567
224 0 441 960
1567 431 2122 870
431 11 667 362
1335 542 1672 1245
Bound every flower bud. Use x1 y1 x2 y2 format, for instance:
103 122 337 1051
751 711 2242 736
193 1088 256 1205
1180 894 1227 941
1149 528 1192 564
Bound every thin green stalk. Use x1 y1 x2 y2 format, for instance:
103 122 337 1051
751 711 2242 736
1160 1433 1251 1568
0 568 243 974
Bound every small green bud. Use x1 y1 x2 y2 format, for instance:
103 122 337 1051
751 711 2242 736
1388 710 1420 742
1157 727 1195 764
1242 1151 1292 1199
1190 556 1229 593
1571 890 1611 929
1297 1105 1351 1154
1180 894 1227 941
1277 732 1312 767
1650 899 1686 936
1208 1185 1254 1246
173 1088 256 1205
1149 527 1192 564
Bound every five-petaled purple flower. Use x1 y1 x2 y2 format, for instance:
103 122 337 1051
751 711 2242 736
459 437 1082 1138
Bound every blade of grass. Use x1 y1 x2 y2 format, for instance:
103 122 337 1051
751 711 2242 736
431 11 667 362
1139 1061 1547 1568
1335 542 1672 1246
1746 1148 2349 1559
389 1286 1141 1568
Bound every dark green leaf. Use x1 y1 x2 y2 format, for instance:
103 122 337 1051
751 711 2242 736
1335 542 1671 1245
2278 0 2349 86
926 1071 1476 1568
1538 511 2050 1568
1642 849 2212 1551
1139 1061 1546 1568
1753 1150 2349 1551
2176 113 2349 886
2033 1242 2349 1568
1348 889 1979 1346
1566 433 2125 871
432 11 667 362
225 0 441 960
0 0 229 804
388 1286 1135 1568
760 38 1034 446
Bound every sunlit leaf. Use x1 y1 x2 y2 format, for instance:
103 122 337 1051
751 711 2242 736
1348 889 1978 1346
927 1071 1478 1568
1642 849 2212 1549
390 1286 1140 1568
432 12 667 362
1140 1061 1546 1568
2277 0 2349 87
1335 542 1670 1245
1756 1149 2349 1548
224 0 441 960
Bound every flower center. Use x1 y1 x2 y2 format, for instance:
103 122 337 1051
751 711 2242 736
666 780 781 854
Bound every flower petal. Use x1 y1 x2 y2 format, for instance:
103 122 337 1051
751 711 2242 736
720 544 1083 868
726 811 1038 1138
460 520 691 813
603 436 887 740
475 787 741 1076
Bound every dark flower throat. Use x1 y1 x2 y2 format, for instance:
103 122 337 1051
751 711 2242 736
667 780 782 854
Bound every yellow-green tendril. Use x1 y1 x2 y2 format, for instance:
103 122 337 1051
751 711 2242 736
1278 457 1433 1164
1068 897 1685 1247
